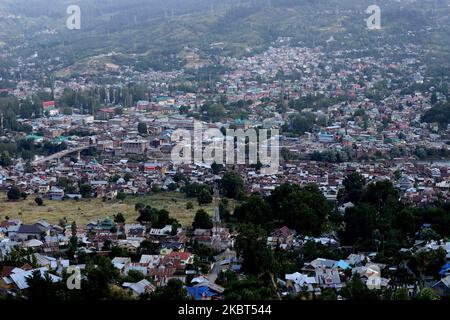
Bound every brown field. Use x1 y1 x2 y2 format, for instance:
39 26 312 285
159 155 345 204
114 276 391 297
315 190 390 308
0 192 223 227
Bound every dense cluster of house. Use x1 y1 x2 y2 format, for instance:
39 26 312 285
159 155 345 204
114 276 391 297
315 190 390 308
0 38 449 300
0 216 238 299
2 220 450 299
269 226 450 298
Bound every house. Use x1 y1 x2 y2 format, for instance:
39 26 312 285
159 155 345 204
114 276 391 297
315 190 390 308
49 186 64 200
304 258 337 270
432 276 450 297
315 267 342 289
333 260 351 271
267 226 293 249
0 266 15 290
97 107 116 120
365 275 390 290
122 139 147 155
346 253 367 266
122 279 156 297
117 240 140 254
139 255 161 268
125 224 145 238
23 239 44 249
439 262 450 277
186 286 222 300
112 257 132 273
12 224 48 241
161 251 194 270
9 267 62 290
285 272 318 293
43 101 59 116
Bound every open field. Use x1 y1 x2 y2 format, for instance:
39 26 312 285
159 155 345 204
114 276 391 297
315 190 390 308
0 192 224 227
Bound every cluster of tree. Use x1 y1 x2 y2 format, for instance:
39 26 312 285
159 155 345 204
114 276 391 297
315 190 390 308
135 203 179 229
338 173 450 256
310 149 354 163
200 102 226 122
414 147 450 160
219 171 244 200
181 183 213 205
58 83 150 114
234 183 330 236
284 112 316 135
192 209 213 229
0 138 67 162
421 102 450 129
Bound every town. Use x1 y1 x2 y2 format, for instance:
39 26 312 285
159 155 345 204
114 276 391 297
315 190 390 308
0 0 450 302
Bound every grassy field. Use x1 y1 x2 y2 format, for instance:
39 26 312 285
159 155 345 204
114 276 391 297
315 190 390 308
0 192 223 227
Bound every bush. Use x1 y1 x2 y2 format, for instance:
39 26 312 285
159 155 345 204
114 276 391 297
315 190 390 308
7 186 21 201
35 197 44 206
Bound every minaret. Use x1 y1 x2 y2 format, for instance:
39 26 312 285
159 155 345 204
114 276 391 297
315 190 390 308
212 186 220 226
211 186 221 251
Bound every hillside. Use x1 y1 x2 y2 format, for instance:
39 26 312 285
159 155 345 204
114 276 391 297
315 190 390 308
1 0 450 74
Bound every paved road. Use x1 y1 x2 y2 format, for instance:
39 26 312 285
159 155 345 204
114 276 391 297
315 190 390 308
208 249 236 284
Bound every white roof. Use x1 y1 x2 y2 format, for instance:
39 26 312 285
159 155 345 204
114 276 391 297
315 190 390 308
24 239 44 248
285 272 317 285
122 279 153 295
139 254 160 265
10 267 62 290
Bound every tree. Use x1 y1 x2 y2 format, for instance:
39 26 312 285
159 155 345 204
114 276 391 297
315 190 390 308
290 114 314 134
192 209 213 229
219 198 231 222
415 288 439 300
186 201 194 210
234 194 272 227
35 197 44 206
149 279 187 300
362 180 399 213
318 288 338 300
0 151 13 166
430 92 438 105
224 274 277 300
26 270 60 300
340 172 366 204
123 172 133 182
340 276 380 300
24 161 33 173
68 221 78 257
137 122 148 135
167 183 178 191
220 171 244 199
235 224 274 275
114 212 126 224
179 105 190 114
392 287 410 300
211 161 223 174
197 188 213 205
116 191 126 201
123 270 145 283
341 203 377 246
268 183 329 236
79 184 92 198
135 202 145 212
7 186 21 201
